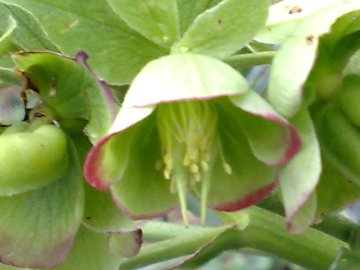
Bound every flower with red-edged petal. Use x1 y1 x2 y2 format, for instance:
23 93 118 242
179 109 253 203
84 53 300 223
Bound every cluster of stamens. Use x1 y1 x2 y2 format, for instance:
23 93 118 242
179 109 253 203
156 100 232 193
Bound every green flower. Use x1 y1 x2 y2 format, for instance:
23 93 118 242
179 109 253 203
85 53 300 223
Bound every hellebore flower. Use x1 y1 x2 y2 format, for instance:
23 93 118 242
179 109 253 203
84 53 300 223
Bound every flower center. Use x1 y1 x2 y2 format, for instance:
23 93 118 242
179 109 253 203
156 100 226 223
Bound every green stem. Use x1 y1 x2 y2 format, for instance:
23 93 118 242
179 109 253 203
120 207 347 270
224 51 275 69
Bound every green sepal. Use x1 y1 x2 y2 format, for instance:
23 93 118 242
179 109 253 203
279 108 321 233
110 114 178 218
83 185 142 233
51 226 123 270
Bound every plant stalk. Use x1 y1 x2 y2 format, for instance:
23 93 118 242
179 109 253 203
119 207 347 270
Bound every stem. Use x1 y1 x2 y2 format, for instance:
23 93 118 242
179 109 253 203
258 195 358 243
224 52 275 69
120 207 347 270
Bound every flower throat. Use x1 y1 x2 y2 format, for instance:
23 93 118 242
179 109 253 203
156 100 230 224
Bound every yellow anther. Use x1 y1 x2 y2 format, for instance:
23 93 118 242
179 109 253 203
201 160 209 171
164 169 171 180
190 163 199 174
223 163 232 175
183 154 191 166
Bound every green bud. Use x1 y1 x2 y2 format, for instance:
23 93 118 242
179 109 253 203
0 124 69 195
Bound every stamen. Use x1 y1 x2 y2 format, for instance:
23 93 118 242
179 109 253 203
223 162 232 175
156 100 218 224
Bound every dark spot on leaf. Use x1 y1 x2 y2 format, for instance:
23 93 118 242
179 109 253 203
86 216 92 220
289 6 302 14
217 19 223 25
306 35 315 46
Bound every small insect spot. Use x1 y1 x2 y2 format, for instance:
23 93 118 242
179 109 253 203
306 35 314 46
289 6 302 14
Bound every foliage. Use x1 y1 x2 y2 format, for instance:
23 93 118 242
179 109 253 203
0 0 359 269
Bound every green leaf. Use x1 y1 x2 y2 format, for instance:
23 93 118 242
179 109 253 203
176 0 220 34
279 109 321 233
14 51 116 143
172 0 269 59
52 226 122 270
107 0 180 48
0 143 84 268
0 3 58 51
0 15 16 57
83 185 142 233
0 0 166 84
268 2 360 118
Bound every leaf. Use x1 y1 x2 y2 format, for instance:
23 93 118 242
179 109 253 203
172 0 269 59
176 0 220 34
0 3 58 51
279 109 321 233
0 143 84 268
268 2 360 118
51 226 122 270
14 51 116 143
0 0 166 84
0 15 16 57
83 185 142 233
107 0 180 48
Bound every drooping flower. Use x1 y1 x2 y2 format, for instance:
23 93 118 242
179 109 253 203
84 53 300 223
